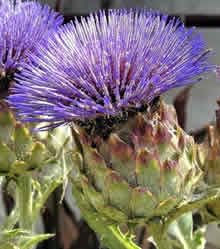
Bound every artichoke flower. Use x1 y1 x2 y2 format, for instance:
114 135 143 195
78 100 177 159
0 0 63 98
7 8 215 248
0 0 63 172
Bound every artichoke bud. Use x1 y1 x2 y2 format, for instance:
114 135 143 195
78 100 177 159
0 101 71 175
197 100 220 185
197 101 220 219
71 99 202 225
198 126 220 185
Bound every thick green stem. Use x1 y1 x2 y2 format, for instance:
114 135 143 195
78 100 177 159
72 183 141 249
2 206 19 230
32 180 60 222
163 186 220 234
148 219 173 249
16 175 33 231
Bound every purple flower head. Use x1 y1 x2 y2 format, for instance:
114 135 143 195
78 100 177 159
8 9 215 133
0 0 63 95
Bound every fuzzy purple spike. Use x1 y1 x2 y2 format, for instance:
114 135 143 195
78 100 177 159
8 9 215 128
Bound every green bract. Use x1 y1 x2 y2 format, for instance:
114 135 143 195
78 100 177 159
71 99 202 225
0 101 73 176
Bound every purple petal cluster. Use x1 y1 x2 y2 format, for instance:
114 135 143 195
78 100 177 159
8 9 215 127
0 0 63 79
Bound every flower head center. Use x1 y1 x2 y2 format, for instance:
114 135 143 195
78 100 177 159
0 69 14 99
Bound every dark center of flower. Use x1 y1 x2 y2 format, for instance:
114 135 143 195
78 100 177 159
0 71 14 99
75 96 160 139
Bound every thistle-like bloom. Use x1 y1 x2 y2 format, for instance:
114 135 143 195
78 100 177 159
8 9 214 130
0 0 63 93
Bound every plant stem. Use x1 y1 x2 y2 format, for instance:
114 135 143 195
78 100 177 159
71 183 141 249
148 219 173 249
16 175 33 231
2 206 19 230
32 180 60 222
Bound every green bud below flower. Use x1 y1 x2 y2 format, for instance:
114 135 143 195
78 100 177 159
71 99 202 226
197 100 220 221
0 100 73 176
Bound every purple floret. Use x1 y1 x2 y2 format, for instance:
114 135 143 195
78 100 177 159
8 9 215 128
0 0 63 78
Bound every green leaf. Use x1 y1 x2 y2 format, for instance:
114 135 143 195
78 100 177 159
20 233 54 249
71 180 141 249
0 229 53 249
168 212 206 249
0 229 29 239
